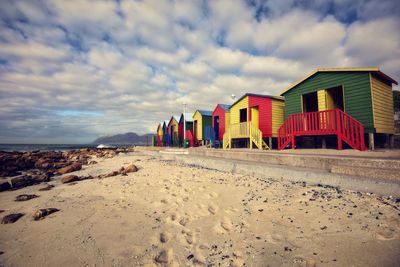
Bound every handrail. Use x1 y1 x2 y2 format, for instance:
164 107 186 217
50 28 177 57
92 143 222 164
223 121 269 150
185 130 194 147
278 109 366 151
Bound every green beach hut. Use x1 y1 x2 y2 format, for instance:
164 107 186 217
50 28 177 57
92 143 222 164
279 68 398 150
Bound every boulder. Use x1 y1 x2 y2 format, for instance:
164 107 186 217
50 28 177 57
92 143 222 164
121 164 138 174
0 181 11 192
61 175 79 184
11 176 35 189
1 213 24 224
15 194 39 201
106 171 119 177
39 184 55 191
33 208 59 220
57 163 82 175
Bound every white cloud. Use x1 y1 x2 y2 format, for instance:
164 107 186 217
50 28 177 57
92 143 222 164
345 18 400 67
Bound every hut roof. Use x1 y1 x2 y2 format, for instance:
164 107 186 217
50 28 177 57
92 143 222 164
179 113 194 123
218 104 231 111
196 110 213 116
231 93 284 107
280 68 398 96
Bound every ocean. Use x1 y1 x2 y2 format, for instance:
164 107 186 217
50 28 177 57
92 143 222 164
0 144 134 152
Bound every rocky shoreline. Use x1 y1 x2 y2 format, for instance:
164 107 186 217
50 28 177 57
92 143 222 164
0 147 134 191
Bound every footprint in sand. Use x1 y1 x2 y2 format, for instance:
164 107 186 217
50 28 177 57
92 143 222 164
179 215 192 226
160 232 172 243
203 191 219 200
208 204 218 215
213 217 233 233
160 198 170 204
181 229 196 245
168 212 179 223
225 207 239 214
375 226 396 240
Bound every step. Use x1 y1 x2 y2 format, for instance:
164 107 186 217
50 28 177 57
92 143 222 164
330 165 399 183
187 149 400 180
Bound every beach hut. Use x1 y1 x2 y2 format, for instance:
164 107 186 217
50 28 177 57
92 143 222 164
212 104 231 146
178 113 194 147
223 93 285 150
156 123 163 147
162 120 171 147
167 116 179 147
193 110 212 145
278 68 398 150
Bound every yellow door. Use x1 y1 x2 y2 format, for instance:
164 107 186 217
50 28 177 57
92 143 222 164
251 107 259 128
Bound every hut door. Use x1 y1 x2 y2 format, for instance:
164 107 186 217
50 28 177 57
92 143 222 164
251 106 259 128
302 92 318 113
214 116 219 139
240 108 247 122
327 86 344 111
194 120 198 139
171 125 174 145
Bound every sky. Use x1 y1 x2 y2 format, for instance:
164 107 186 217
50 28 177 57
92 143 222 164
0 0 399 144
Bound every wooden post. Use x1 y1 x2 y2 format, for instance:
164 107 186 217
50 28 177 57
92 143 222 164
336 109 342 150
291 117 295 149
322 137 326 149
385 134 390 148
390 134 395 149
369 133 375 150
269 137 272 149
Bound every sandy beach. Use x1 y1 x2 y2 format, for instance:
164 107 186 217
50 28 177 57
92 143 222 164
1 149 400 266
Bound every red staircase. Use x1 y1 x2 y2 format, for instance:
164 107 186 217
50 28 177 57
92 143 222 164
185 130 200 147
278 109 366 151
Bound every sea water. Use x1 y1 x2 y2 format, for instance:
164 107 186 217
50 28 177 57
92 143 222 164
0 144 133 152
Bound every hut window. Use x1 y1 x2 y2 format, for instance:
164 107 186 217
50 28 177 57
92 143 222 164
240 108 247 122
302 92 318 113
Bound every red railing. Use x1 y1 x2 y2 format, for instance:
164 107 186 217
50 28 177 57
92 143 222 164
278 109 366 151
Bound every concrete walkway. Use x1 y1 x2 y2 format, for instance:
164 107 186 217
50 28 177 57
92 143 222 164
138 147 400 198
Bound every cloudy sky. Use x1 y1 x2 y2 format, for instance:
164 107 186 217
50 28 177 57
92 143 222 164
0 0 399 144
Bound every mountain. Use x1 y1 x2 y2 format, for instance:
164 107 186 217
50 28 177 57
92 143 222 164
92 132 155 145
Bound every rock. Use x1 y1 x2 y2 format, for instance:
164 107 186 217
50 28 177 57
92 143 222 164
15 194 39 201
39 184 55 191
155 249 173 264
88 161 97 165
106 171 119 177
1 213 24 224
10 176 35 189
33 208 59 220
57 163 82 175
121 164 137 174
61 175 79 184
33 173 51 183
0 181 11 192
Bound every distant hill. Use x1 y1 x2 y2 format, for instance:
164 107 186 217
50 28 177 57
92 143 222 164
92 132 155 145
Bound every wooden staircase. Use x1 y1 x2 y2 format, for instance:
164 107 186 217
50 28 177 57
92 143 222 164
185 130 200 147
278 109 366 151
223 121 270 150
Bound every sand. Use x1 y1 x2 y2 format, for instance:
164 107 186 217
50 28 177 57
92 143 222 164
1 150 400 266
